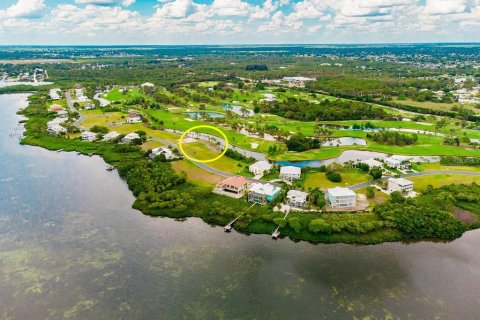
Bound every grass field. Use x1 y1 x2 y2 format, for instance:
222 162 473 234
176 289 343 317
392 98 478 113
171 160 223 187
141 140 165 151
181 141 247 174
304 169 370 189
410 174 480 191
81 110 125 128
414 162 480 172
105 87 149 102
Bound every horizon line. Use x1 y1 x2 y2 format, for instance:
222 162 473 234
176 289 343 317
1 42 480 47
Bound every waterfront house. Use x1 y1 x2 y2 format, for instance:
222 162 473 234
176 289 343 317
388 178 414 194
81 131 97 142
247 183 281 204
287 190 309 208
49 88 61 100
327 187 357 208
48 124 67 135
280 166 302 182
215 176 248 197
50 104 65 112
249 161 273 176
149 147 176 160
121 132 140 144
102 131 120 141
57 110 68 118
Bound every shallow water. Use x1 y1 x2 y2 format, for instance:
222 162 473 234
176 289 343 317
1 94 480 319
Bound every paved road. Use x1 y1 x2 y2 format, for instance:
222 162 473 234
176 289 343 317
350 170 480 190
65 90 84 129
150 137 279 186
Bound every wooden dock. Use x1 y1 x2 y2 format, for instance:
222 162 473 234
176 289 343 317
271 210 290 240
224 203 256 233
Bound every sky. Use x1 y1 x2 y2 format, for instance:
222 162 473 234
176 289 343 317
0 0 479 45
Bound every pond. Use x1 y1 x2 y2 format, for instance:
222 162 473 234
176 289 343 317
0 80 54 88
276 150 388 168
185 111 225 119
2 94 480 319
223 104 254 117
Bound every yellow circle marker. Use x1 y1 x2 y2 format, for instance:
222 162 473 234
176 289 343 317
178 125 229 163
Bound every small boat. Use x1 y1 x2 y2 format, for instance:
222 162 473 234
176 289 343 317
57 149 63 153
272 230 280 239
224 225 232 232
106 165 114 171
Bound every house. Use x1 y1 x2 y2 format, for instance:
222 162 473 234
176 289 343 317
84 103 95 110
121 132 140 144
247 183 281 204
81 131 97 142
141 82 155 88
388 178 414 194
48 124 67 135
360 158 383 169
149 147 176 160
57 110 69 118
103 131 120 141
385 156 411 169
327 187 357 208
49 88 61 100
50 104 65 112
279 166 302 181
75 89 89 102
126 114 142 124
47 117 68 128
248 161 273 176
287 190 309 208
215 176 248 197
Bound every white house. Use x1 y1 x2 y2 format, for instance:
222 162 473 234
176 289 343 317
149 147 176 160
48 124 67 135
75 89 88 102
126 114 142 124
361 158 383 169
280 166 302 181
287 190 309 207
141 82 155 88
47 117 68 128
249 161 273 176
388 178 414 194
49 88 61 100
84 103 95 110
121 132 140 144
385 156 411 169
103 131 120 141
247 183 281 204
327 187 357 208
57 110 69 118
81 131 97 142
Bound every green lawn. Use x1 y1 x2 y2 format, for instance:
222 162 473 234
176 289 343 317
304 169 370 189
410 174 480 191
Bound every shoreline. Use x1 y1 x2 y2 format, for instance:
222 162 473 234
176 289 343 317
12 92 478 245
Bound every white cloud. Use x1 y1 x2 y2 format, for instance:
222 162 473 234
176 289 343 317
154 0 197 18
423 0 468 15
75 0 135 6
0 0 45 19
1 0 480 44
